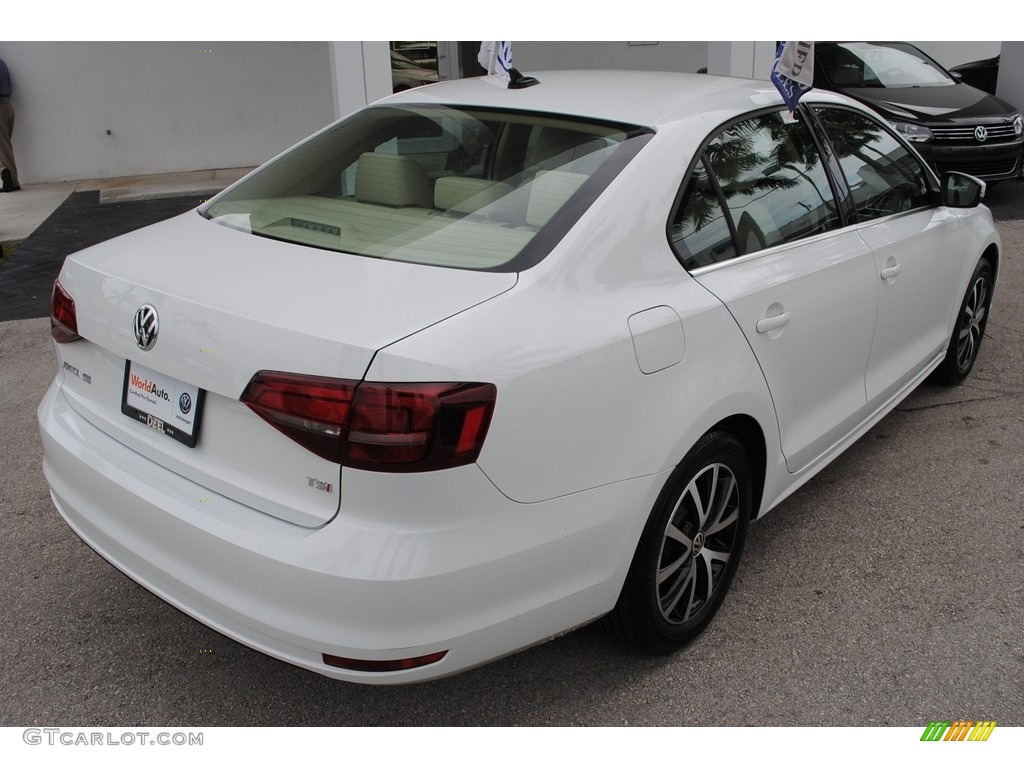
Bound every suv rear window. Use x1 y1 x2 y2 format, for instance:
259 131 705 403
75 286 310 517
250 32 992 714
201 105 650 271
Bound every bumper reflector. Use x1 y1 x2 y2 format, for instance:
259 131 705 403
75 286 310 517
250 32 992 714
322 650 448 672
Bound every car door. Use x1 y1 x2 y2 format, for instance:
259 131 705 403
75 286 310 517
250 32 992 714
673 109 879 473
813 106 964 405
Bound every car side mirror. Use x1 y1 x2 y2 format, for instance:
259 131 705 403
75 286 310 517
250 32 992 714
942 171 986 208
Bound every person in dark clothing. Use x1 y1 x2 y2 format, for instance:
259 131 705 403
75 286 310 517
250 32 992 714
0 57 21 192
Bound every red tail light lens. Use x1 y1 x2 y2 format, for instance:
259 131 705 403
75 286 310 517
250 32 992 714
241 372 496 472
240 373 357 462
346 382 496 472
50 280 82 343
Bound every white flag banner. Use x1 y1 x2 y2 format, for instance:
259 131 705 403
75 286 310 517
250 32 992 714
478 41 513 85
771 41 814 111
777 41 814 86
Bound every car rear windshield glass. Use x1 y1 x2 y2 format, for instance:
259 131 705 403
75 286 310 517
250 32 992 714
817 42 955 89
200 105 650 272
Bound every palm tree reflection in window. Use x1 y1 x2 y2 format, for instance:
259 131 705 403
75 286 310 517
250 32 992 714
672 111 839 269
813 108 931 219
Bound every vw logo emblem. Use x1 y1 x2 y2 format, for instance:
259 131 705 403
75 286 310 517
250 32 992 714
133 305 159 351
974 125 988 142
692 530 705 556
178 392 193 415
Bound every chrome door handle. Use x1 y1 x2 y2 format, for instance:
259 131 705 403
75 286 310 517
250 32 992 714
756 311 791 334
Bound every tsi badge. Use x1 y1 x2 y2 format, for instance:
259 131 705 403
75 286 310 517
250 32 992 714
133 305 160 351
307 476 333 493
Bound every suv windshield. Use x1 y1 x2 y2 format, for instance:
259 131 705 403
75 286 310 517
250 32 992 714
201 105 650 271
817 42 955 89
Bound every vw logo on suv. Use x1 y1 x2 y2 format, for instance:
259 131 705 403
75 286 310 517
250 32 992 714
133 305 159 351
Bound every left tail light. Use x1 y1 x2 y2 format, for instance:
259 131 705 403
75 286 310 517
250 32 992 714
240 371 496 472
50 279 82 343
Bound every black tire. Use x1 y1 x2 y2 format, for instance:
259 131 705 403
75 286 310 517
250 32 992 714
608 431 752 654
932 257 993 385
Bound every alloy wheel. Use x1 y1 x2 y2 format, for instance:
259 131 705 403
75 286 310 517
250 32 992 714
656 462 741 625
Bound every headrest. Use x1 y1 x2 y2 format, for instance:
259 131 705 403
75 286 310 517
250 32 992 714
434 177 513 213
355 152 433 208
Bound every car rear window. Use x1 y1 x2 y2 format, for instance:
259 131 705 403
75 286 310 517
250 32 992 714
201 105 651 272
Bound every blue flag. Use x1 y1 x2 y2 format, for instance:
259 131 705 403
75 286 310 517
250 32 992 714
771 41 814 111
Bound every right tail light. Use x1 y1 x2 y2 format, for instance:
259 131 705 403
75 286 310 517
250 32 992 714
241 371 496 472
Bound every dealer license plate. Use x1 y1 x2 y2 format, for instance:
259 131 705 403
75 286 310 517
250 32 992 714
121 361 204 447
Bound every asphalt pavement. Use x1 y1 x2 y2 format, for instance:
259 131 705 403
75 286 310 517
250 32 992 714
1 182 1022 727
0 192 207 322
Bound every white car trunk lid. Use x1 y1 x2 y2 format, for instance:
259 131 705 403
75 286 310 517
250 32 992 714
53 212 516 527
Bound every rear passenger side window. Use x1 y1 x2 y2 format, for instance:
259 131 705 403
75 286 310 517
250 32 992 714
706 111 839 254
813 107 932 221
670 109 839 271
671 160 736 269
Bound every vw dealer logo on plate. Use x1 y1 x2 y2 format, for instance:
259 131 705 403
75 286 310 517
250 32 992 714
133 305 159 351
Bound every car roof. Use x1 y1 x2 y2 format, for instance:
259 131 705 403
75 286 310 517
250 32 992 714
381 70 861 129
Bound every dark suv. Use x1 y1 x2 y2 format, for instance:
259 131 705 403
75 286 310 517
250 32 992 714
814 42 1023 183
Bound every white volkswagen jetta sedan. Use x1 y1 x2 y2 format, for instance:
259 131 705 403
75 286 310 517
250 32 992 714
39 71 999 683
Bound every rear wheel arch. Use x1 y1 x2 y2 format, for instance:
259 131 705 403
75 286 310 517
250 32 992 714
710 415 767 518
605 416 767 653
982 243 999 282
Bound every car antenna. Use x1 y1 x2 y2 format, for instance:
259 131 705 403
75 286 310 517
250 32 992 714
478 43 540 89
508 67 540 89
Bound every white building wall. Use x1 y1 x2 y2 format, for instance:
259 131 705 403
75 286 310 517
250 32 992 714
995 41 1024 110
329 41 392 120
707 42 776 78
513 41 708 73
1 40 1015 186
0 41 336 184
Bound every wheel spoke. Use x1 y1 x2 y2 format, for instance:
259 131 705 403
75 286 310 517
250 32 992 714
706 472 738 536
662 562 694 618
684 477 705 527
972 279 987 313
958 334 974 366
681 575 700 622
702 545 731 566
657 547 691 586
706 507 737 536
686 550 717 621
664 521 692 547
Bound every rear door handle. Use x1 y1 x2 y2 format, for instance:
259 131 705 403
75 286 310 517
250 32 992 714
756 311 791 334
881 264 902 281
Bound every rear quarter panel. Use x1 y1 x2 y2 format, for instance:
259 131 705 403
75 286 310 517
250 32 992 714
365 128 781 505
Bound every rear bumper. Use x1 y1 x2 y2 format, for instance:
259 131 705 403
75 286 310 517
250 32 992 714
38 380 661 683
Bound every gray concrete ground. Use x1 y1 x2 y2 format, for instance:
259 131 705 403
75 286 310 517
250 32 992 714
1 219 1022 727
